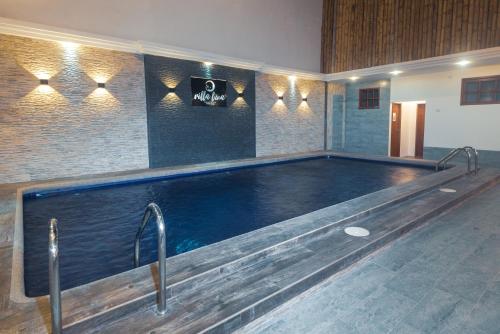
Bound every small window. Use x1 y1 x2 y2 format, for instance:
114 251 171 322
359 88 380 109
461 75 500 105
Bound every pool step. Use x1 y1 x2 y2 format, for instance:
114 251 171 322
67 169 499 333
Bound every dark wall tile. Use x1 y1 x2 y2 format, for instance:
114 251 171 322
144 55 256 168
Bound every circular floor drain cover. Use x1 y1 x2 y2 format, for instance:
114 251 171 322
344 227 370 237
439 188 457 193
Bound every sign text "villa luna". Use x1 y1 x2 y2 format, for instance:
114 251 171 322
191 77 227 107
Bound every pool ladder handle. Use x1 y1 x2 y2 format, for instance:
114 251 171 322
134 203 167 315
47 204 167 334
435 146 479 175
49 218 62 334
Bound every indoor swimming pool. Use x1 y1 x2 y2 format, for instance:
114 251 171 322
22 156 434 297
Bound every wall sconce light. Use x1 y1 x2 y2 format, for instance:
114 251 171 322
302 97 308 102
40 79 49 85
238 92 244 98
278 95 284 100
203 61 213 66
97 82 106 88
168 87 176 93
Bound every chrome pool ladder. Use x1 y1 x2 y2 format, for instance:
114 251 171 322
49 218 62 334
134 203 167 315
435 146 479 174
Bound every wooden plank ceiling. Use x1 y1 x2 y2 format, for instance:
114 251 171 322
321 0 500 73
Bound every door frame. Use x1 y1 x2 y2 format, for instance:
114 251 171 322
390 103 402 157
414 103 426 159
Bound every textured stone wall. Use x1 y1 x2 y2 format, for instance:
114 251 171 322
0 34 149 183
329 83 346 151
256 73 325 156
333 80 391 156
144 55 256 168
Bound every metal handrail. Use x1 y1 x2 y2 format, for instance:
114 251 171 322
49 218 62 334
134 203 167 315
463 146 479 174
435 146 479 174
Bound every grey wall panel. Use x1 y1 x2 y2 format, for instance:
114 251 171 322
333 80 391 156
144 55 256 168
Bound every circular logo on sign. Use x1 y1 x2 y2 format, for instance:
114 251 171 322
205 80 215 92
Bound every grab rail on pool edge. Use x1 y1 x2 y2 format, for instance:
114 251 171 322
435 146 479 175
134 203 167 315
49 218 62 334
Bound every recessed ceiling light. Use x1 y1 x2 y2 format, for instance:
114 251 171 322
349 76 360 81
390 70 403 75
455 60 471 66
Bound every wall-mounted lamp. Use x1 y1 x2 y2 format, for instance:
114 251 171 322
238 92 244 98
278 95 284 100
97 82 106 88
40 79 49 85
168 87 176 94
203 61 213 66
302 97 308 102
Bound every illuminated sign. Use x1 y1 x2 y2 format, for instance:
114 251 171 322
191 77 227 107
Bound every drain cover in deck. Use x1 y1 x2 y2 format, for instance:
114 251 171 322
439 188 457 193
344 226 370 237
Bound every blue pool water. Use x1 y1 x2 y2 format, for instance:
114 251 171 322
23 157 433 297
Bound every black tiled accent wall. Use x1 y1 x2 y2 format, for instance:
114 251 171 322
144 55 256 168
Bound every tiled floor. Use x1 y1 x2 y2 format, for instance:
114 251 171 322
238 184 500 334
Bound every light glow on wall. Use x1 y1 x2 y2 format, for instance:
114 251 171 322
36 83 54 94
455 59 471 67
25 84 67 104
160 75 182 93
59 41 79 50
86 87 119 108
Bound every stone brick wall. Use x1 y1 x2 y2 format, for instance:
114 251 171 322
333 80 391 156
0 34 331 184
0 34 149 183
256 73 325 156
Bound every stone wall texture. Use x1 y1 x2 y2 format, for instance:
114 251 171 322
0 34 149 183
144 55 256 168
256 73 325 156
333 80 391 156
